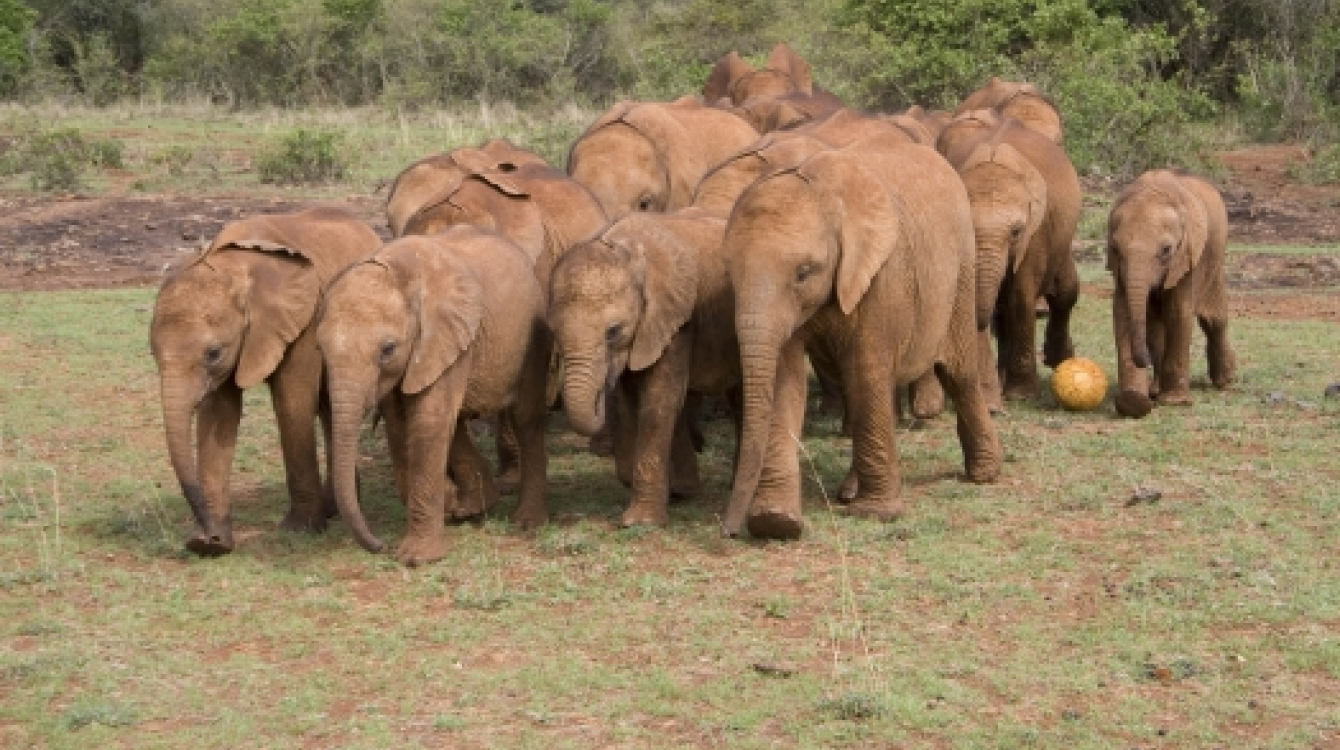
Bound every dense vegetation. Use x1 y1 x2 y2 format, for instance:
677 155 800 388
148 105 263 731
3 0 1340 176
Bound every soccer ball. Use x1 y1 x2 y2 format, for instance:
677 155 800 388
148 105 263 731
1051 357 1108 411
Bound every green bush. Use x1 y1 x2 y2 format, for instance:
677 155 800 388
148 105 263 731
0 127 126 192
255 129 348 184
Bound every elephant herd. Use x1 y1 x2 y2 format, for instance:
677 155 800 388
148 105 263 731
150 43 1237 566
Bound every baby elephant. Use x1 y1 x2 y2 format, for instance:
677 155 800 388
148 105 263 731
1107 169 1236 418
150 208 382 556
317 227 550 566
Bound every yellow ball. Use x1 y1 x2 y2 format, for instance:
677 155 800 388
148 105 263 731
1051 357 1108 411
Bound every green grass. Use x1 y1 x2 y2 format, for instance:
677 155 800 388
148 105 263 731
1 253 1339 748
0 102 595 197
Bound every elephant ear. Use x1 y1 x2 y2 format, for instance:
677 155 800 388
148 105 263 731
620 104 704 209
1164 176 1209 290
606 218 700 371
224 243 322 388
765 42 813 95
401 247 485 395
703 51 754 102
799 153 904 315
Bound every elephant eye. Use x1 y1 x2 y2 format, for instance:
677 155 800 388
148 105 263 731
606 324 624 343
204 344 224 365
1158 243 1173 260
1010 225 1023 238
636 196 653 212
379 341 397 360
795 262 818 284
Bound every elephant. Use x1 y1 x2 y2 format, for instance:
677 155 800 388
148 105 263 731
317 227 551 566
937 109 1082 408
1107 169 1236 418
385 138 547 237
567 96 759 219
149 207 383 556
692 133 833 217
955 77 1064 144
548 209 740 527
721 139 1002 539
702 42 845 111
722 92 839 135
386 141 607 481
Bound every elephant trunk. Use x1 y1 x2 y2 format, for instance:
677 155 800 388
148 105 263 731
559 350 608 438
160 374 208 529
329 375 385 553
1122 270 1152 368
721 316 787 536
975 239 1009 331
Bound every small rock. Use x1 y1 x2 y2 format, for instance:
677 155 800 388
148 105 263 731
751 662 796 678
145 223 157 230
181 231 199 241
1324 383 1340 399
1126 486 1162 506
1261 391 1290 406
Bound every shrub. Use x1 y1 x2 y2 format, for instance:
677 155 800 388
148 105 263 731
255 129 347 184
0 127 123 192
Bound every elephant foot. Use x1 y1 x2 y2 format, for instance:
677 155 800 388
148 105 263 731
965 452 1002 484
621 500 669 528
185 520 235 557
1042 340 1074 369
1002 380 1041 401
510 500 548 531
395 532 449 567
838 496 905 522
670 477 700 500
1115 389 1155 419
1157 390 1193 407
495 465 521 496
837 468 859 502
279 507 327 534
746 507 803 541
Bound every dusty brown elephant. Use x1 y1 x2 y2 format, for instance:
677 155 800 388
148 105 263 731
548 210 741 527
317 227 551 566
385 138 547 237
567 96 759 219
702 42 845 110
1107 169 1236 418
955 77 1064 144
721 140 1002 539
150 208 382 555
937 110 1082 407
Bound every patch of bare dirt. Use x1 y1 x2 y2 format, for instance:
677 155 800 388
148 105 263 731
0 194 390 291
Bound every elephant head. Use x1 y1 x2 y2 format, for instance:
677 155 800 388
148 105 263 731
385 139 546 236
954 138 1048 327
546 215 703 437
149 236 324 552
1107 171 1209 368
568 97 758 219
317 232 486 553
692 134 830 217
721 148 908 535
955 77 1063 144
703 43 815 104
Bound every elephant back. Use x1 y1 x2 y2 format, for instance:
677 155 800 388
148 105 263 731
205 207 381 290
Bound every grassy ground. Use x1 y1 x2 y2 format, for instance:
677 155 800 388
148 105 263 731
1 245 1338 748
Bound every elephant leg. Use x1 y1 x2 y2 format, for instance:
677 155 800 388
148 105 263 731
509 327 552 530
380 396 411 507
1000 275 1042 400
746 335 808 540
1041 259 1079 368
446 417 498 523
397 373 466 567
611 380 639 488
187 381 243 556
1145 302 1167 400
1156 287 1195 406
935 299 1003 486
623 335 692 527
669 404 701 500
269 342 326 533
908 368 945 419
1112 282 1154 418
977 329 1004 414
493 411 521 495
1199 311 1237 389
835 332 903 522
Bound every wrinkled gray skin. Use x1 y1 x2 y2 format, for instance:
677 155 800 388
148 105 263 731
1107 169 1236 418
150 208 381 556
317 228 551 566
